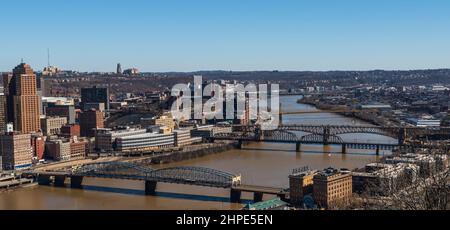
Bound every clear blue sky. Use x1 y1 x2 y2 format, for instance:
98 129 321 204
1 0 450 72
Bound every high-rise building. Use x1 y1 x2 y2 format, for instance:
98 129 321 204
80 109 104 137
2 73 13 123
81 86 110 112
4 63 41 134
117 63 122 74
0 132 32 170
0 93 6 133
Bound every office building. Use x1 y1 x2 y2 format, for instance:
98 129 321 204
191 125 232 140
81 86 110 112
41 116 67 136
313 168 353 209
60 124 81 138
45 104 75 124
173 129 194 147
2 73 13 123
31 133 46 160
117 63 122 74
0 132 32 170
70 136 87 159
95 128 147 152
115 132 174 152
289 169 317 206
5 63 41 133
0 93 6 133
45 139 71 161
80 109 104 137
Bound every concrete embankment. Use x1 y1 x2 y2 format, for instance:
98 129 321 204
132 143 236 165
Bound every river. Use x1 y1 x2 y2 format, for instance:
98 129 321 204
0 96 396 210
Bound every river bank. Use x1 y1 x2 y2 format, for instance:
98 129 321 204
128 142 237 165
297 98 388 126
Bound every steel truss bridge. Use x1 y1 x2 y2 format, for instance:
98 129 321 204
211 125 450 153
27 162 283 203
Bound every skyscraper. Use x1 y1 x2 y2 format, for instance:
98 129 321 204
3 73 14 123
117 63 122 74
0 92 6 133
6 63 41 134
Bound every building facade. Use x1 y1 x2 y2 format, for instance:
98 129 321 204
313 168 353 209
0 133 32 170
81 86 110 112
45 105 75 124
60 124 81 138
70 137 87 160
141 115 176 131
115 132 174 152
289 170 316 206
8 63 41 133
0 93 6 133
41 116 67 136
31 133 46 160
80 109 104 137
45 139 71 161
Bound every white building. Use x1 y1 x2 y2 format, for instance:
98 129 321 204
115 132 174 151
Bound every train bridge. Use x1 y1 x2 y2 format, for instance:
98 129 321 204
212 125 450 154
25 162 284 203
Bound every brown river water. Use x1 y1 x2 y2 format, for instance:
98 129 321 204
0 96 396 210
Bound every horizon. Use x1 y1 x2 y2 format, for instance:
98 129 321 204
1 0 450 72
4 65 450 73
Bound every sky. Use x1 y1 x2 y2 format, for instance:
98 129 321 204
1 0 450 72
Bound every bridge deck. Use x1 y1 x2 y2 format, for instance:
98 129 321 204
232 185 285 195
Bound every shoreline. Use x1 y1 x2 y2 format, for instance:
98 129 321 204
128 142 237 165
297 98 385 126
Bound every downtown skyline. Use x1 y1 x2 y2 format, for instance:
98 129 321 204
1 0 450 72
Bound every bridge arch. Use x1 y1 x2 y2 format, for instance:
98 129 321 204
72 162 240 188
147 166 240 188
72 161 153 178
300 134 344 144
263 130 299 142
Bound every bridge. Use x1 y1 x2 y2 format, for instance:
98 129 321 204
211 125 450 154
24 162 285 203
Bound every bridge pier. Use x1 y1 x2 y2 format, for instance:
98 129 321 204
37 175 51 186
277 193 287 202
145 181 158 196
230 189 242 203
295 142 301 152
70 176 84 189
54 175 66 187
237 140 244 149
342 144 347 154
253 192 264 203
